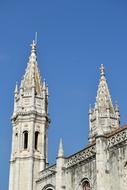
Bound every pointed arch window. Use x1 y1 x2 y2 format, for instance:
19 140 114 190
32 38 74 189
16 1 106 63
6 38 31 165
35 131 39 150
42 184 54 190
23 131 28 149
82 181 90 190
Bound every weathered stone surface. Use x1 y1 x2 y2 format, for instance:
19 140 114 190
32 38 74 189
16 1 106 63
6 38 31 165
8 42 127 190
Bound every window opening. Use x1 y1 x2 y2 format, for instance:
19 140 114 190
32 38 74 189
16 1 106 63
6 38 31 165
23 131 28 149
35 131 39 150
82 181 90 190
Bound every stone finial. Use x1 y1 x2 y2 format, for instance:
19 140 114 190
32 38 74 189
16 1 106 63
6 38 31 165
115 101 119 112
115 101 120 120
20 80 23 88
100 64 105 77
89 104 92 114
30 40 36 53
43 79 46 89
58 138 64 158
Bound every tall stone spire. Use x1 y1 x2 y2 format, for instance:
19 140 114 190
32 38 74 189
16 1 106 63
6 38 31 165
20 40 43 97
9 40 50 190
96 64 114 113
89 64 120 143
12 40 49 116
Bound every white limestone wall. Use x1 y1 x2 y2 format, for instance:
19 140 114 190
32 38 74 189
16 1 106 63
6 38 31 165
36 142 127 190
36 158 96 190
65 159 96 190
9 115 48 190
9 158 33 190
9 158 41 190
109 143 127 190
36 175 56 190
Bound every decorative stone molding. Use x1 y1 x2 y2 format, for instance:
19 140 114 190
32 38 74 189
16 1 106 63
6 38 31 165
66 145 96 168
108 129 127 148
38 165 56 181
42 185 55 190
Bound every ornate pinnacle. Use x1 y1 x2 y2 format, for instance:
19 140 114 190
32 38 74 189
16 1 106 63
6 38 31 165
100 64 105 77
14 82 18 94
30 40 36 54
89 104 92 114
58 138 64 158
46 85 49 96
96 64 114 113
14 82 18 99
115 101 119 112
43 79 46 90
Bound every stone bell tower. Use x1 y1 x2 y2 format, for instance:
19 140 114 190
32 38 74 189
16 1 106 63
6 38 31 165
9 40 50 190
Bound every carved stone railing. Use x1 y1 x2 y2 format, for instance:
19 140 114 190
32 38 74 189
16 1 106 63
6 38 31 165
38 165 56 181
66 145 96 168
108 129 127 148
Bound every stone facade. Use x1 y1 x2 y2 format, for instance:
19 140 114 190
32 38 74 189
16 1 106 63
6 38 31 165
8 41 127 190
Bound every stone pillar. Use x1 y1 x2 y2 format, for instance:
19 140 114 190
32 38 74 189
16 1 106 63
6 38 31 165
96 135 108 190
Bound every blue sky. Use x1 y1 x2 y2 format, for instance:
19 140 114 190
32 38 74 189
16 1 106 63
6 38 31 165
0 0 127 189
